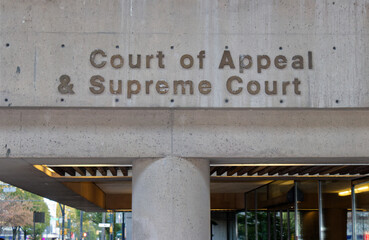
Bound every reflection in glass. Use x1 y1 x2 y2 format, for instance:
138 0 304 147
244 181 296 240
241 179 369 240
296 181 319 240
321 180 351 240
246 191 256 240
355 181 369 240
256 185 268 240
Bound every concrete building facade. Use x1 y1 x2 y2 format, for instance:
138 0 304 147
1 0 369 239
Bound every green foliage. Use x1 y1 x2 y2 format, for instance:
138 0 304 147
0 184 50 240
80 211 103 240
12 189 50 240
237 213 246 240
56 206 107 240
54 204 127 240
237 211 296 240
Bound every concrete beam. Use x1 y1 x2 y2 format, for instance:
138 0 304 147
0 109 368 163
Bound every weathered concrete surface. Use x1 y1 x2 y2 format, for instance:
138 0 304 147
132 157 210 240
0 109 171 159
0 0 368 108
0 109 368 163
172 109 369 159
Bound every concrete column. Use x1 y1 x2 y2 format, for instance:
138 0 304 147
132 157 210 240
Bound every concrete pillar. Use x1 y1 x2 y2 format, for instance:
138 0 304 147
132 157 210 240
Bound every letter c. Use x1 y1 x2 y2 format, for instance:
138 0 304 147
90 49 107 68
226 76 243 94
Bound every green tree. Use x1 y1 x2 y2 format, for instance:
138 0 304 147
238 210 296 240
0 195 33 240
56 206 103 240
79 212 103 240
0 183 50 240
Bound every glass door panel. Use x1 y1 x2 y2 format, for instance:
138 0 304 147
321 180 352 240
354 181 369 240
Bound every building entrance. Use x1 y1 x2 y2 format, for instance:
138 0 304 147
28 163 369 240
238 179 369 240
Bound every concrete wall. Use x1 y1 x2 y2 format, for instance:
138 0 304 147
0 0 368 108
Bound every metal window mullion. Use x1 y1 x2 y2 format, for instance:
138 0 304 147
280 210 283 240
245 192 248 240
318 181 324 240
294 182 299 240
255 190 258 240
268 211 271 240
287 209 290 240
273 211 277 240
235 212 239 240
227 212 230 240
352 184 357 240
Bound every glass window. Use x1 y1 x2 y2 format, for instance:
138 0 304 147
237 212 246 240
243 181 296 240
256 186 268 240
355 181 369 240
321 180 352 240
240 179 358 240
246 191 256 240
295 181 319 240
